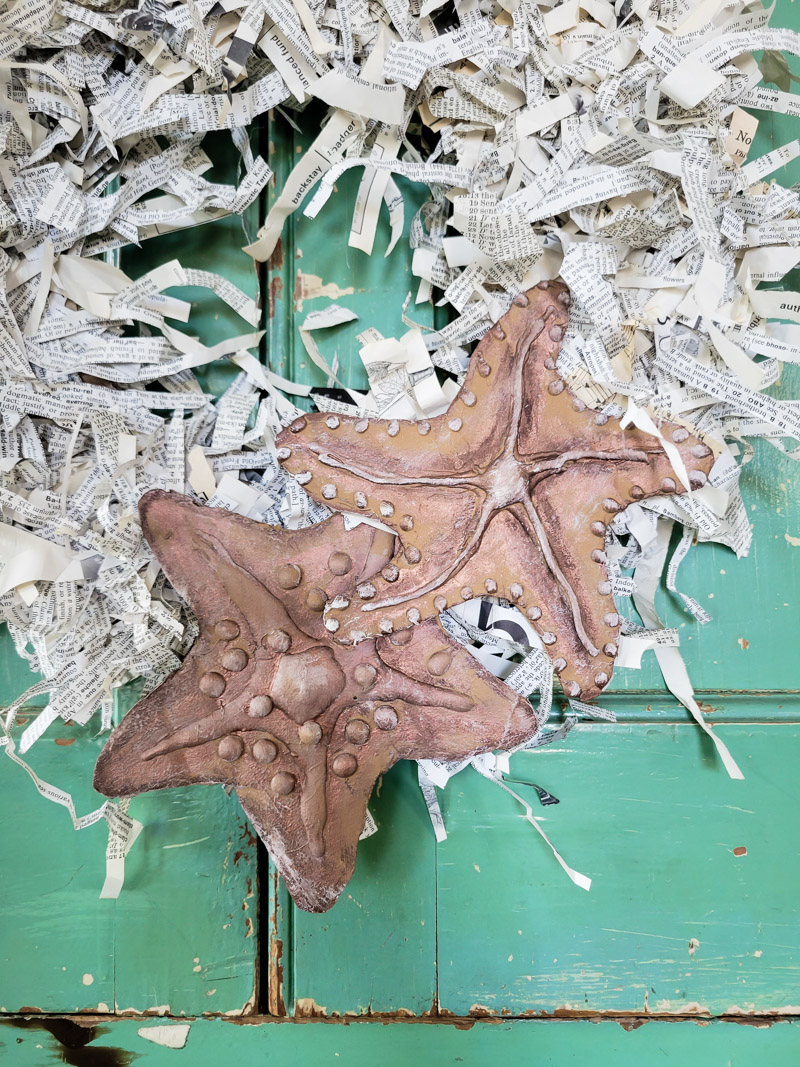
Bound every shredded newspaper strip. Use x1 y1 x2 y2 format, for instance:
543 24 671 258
1 0 799 891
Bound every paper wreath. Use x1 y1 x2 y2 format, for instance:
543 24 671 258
95 285 716 909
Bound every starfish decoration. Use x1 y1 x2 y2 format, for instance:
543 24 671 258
276 281 716 702
94 492 539 913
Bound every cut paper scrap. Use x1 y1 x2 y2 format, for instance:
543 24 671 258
2 736 142 898
137 1025 191 1050
298 303 359 388
0 524 81 597
472 755 591 892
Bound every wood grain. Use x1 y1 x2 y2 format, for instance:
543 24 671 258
1 1015 799 1065
0 133 261 1015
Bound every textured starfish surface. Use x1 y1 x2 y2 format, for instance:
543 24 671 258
277 280 717 702
94 491 539 912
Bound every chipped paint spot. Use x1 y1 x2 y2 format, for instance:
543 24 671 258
137 1024 190 1049
726 1004 800 1016
755 950 763 958
114 1003 171 1016
688 938 700 956
294 270 354 311
268 237 283 272
469 1004 496 1017
785 532 800 547
82 974 94 986
295 997 328 1018
653 1000 710 1014
738 637 750 650
162 836 210 849
268 276 283 319
733 845 748 857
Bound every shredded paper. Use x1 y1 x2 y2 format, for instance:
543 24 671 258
2 0 800 892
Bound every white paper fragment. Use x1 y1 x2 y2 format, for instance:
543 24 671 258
473 760 592 892
100 801 144 900
359 809 378 840
137 1025 191 1050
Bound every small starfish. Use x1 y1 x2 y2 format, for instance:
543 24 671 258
276 281 716 701
94 492 539 913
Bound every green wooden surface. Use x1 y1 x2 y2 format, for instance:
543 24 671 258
2 1016 800 1066
0 716 257 1015
437 722 800 1017
1 23 800 1064
0 134 262 1016
265 90 800 1020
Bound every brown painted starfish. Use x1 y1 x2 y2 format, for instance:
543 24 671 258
94 492 539 913
276 281 716 701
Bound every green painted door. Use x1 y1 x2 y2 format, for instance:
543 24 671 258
0 134 261 1019
3 28 800 1067
263 108 800 1025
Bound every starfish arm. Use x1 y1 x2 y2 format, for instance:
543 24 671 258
236 785 362 913
526 448 715 697
276 282 569 486
139 492 394 639
374 619 543 745
529 449 717 552
139 492 293 647
280 465 486 593
93 659 245 796
519 347 719 472
369 661 474 713
323 492 494 643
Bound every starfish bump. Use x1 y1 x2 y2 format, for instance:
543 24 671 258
94 492 539 913
276 281 716 701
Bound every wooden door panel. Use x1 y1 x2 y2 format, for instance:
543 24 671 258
3 1014 800 1063
436 722 800 1016
277 762 437 1017
0 141 261 1014
0 714 257 1014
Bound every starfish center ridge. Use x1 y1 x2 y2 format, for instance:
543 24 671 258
271 646 345 723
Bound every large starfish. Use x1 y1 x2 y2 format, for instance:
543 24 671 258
94 492 539 913
276 281 716 701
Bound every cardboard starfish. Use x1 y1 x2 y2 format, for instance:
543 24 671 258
94 492 539 913
277 281 716 701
